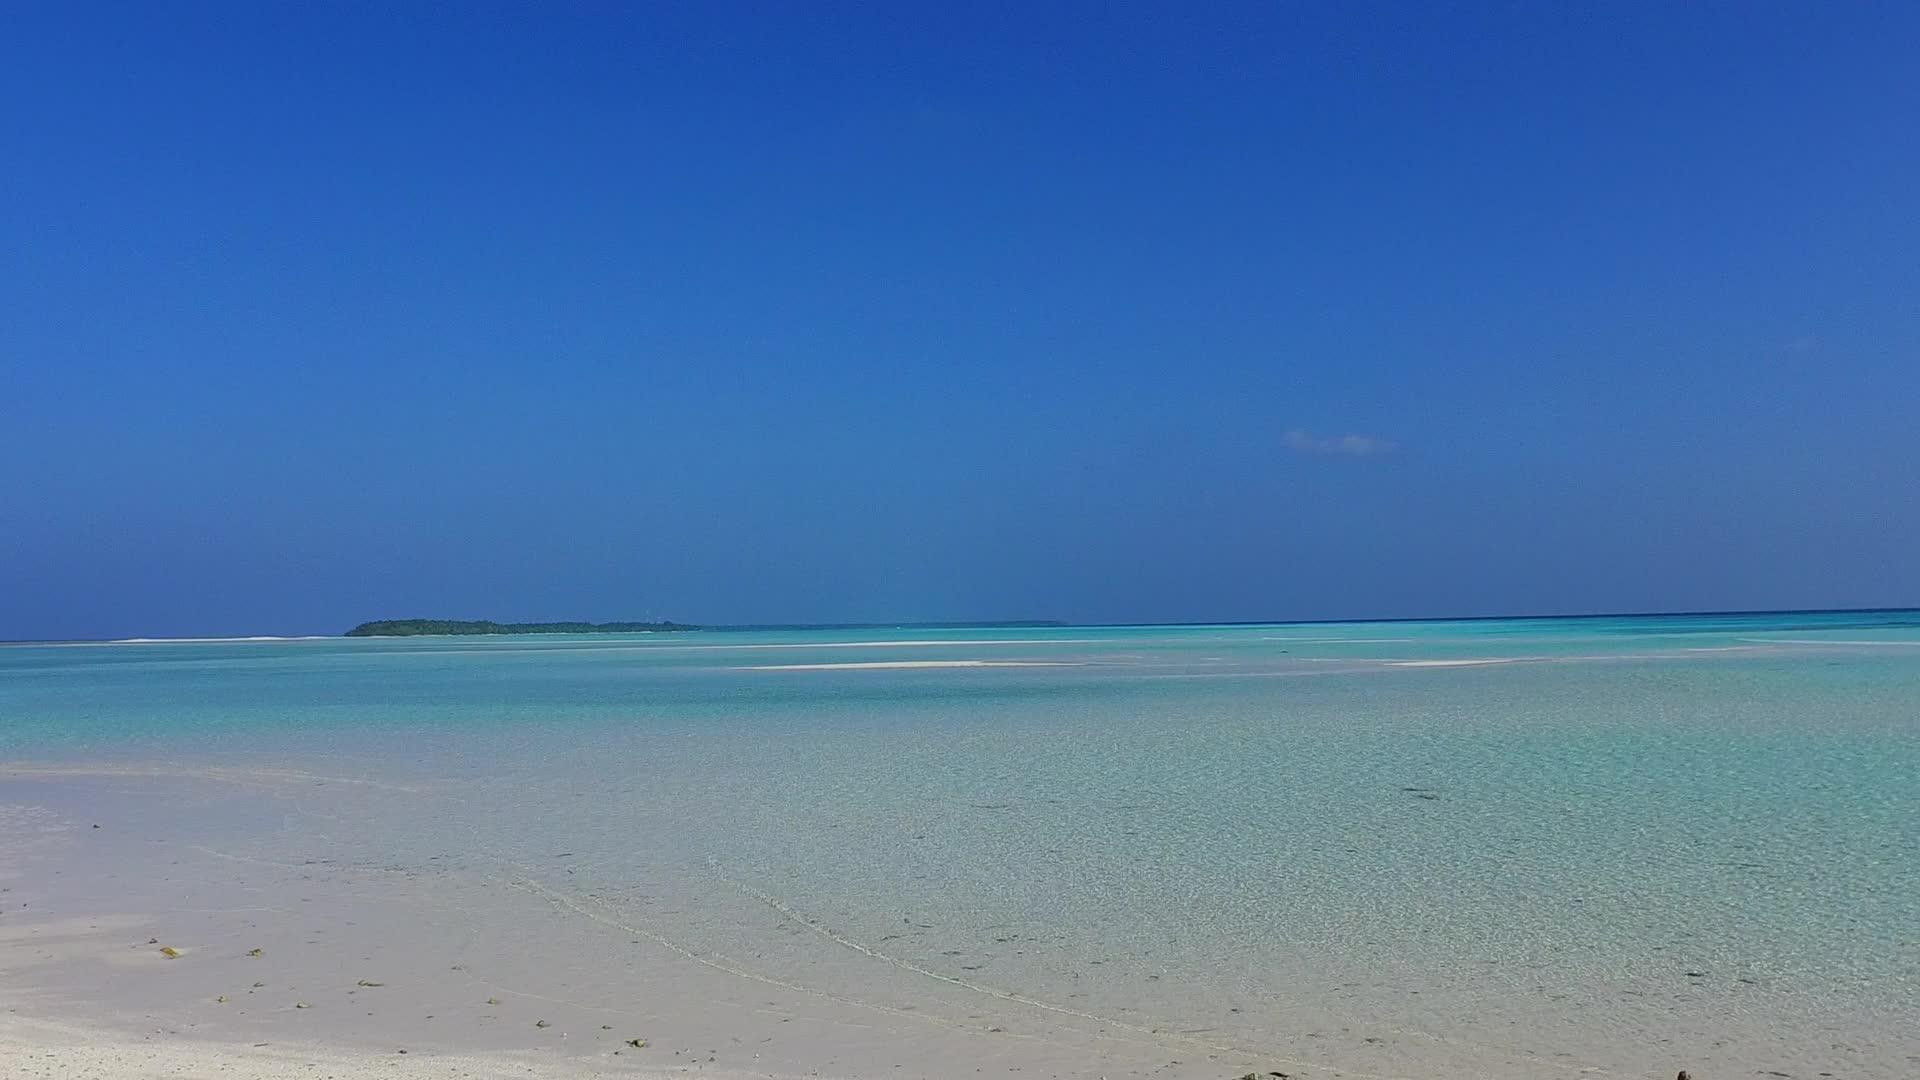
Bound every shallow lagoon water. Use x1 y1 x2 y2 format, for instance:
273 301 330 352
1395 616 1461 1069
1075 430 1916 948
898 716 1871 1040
3 613 1917 1077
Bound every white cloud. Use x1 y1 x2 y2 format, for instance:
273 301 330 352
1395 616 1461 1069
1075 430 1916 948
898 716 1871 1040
1284 429 1399 458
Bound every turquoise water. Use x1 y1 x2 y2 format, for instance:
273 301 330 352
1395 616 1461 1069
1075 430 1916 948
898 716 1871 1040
4 611 1918 1075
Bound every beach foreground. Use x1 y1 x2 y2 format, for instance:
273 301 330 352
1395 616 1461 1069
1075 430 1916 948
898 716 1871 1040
3 618 1916 1078
0 770 1307 1079
3 1016 683 1080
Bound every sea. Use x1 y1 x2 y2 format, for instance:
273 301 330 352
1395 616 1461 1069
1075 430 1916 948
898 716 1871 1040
3 610 1916 1077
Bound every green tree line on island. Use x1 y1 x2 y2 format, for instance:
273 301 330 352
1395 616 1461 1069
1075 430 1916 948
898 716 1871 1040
344 619 697 637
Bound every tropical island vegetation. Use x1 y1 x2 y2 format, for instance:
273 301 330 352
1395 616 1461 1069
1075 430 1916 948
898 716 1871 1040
344 619 696 637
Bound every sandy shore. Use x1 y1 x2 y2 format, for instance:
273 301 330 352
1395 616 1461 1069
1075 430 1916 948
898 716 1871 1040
6 758 1897 1080
0 768 1285 1080
1 1013 698 1080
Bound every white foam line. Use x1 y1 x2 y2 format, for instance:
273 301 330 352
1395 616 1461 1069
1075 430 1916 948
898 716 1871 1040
12 636 335 647
1123 669 1353 680
739 660 1076 672
1386 658 1522 668
112 636 332 644
1260 636 1415 643
641 638 1101 651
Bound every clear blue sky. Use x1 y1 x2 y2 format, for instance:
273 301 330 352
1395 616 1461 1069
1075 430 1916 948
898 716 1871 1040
3 4 1916 638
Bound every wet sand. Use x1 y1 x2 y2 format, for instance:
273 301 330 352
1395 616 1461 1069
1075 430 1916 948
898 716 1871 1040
0 769 1286 1080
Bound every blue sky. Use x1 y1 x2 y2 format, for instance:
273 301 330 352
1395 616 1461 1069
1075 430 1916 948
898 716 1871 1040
3 4 1917 638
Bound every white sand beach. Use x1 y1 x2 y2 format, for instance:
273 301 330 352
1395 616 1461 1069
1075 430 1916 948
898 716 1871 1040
0 769 1291 1080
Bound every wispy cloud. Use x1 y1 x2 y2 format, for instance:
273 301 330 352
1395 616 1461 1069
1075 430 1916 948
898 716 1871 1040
1284 429 1399 458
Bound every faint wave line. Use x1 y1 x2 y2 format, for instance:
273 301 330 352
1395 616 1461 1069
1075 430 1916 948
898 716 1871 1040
738 659 1076 671
502 873 1105 1050
1739 637 1920 646
1 762 423 793
705 860 1299 1065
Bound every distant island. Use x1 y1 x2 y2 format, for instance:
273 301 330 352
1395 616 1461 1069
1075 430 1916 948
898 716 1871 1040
345 619 696 637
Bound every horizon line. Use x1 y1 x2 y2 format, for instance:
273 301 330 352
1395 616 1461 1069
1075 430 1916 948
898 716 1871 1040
4 603 1917 646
